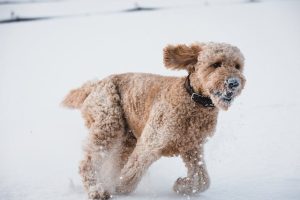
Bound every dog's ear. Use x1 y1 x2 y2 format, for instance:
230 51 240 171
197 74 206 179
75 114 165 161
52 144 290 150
163 44 201 72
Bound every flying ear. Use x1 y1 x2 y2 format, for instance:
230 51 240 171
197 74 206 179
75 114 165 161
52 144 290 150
163 44 201 71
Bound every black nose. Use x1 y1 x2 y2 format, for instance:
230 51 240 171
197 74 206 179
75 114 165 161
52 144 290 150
227 78 240 90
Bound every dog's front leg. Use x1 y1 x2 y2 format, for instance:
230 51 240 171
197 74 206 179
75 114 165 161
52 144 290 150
173 146 210 195
115 124 164 194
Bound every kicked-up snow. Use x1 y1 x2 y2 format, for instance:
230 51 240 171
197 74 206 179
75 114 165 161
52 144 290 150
0 0 300 200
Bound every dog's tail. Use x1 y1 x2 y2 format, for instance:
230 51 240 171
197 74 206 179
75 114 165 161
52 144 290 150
61 80 98 109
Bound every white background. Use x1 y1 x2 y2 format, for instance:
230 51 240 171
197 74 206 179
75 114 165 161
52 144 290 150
0 0 299 199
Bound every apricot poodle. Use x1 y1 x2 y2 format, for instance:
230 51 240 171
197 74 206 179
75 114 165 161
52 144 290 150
62 42 246 200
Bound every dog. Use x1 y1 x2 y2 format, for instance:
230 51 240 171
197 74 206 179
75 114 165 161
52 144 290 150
62 42 246 200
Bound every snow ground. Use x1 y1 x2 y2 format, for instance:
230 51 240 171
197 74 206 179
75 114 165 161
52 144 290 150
0 0 300 200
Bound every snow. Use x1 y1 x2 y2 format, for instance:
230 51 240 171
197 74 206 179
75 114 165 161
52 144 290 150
1 0 300 199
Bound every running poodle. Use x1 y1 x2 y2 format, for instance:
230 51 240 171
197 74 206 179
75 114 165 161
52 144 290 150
62 42 246 200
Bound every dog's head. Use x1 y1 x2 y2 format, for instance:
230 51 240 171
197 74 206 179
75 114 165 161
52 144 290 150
163 42 246 110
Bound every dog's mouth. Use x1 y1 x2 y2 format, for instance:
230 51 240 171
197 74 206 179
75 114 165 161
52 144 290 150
221 96 232 103
220 92 234 103
212 90 236 108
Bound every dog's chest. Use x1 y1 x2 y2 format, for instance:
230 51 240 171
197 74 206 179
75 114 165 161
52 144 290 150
185 111 217 140
162 109 218 156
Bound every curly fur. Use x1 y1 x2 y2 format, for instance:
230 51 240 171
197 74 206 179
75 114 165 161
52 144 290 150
62 42 246 200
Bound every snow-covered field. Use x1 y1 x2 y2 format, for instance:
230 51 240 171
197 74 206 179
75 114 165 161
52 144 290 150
0 0 300 199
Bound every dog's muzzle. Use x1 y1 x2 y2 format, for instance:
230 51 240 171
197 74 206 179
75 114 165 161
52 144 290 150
214 77 241 104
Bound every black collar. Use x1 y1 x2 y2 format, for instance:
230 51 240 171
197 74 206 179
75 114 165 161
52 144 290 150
184 74 215 108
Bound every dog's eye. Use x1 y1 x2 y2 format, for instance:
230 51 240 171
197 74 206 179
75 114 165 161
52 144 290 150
211 62 222 68
235 64 241 70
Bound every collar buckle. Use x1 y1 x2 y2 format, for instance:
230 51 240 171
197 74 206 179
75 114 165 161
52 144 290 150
191 93 196 101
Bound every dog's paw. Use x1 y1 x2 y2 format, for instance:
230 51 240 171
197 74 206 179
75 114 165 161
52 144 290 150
88 190 111 200
173 177 194 195
88 186 111 200
173 177 209 195
115 174 137 194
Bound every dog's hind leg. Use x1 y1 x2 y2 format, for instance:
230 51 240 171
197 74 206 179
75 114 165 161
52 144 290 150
79 79 126 200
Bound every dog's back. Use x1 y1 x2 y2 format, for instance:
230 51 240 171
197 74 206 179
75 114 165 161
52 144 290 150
62 73 181 137
112 73 179 137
